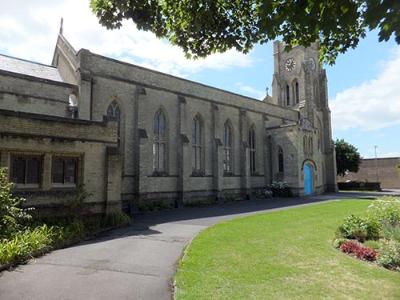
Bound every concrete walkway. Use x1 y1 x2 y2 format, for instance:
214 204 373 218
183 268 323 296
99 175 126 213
0 192 397 300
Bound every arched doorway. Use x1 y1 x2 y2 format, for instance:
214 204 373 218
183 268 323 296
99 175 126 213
304 162 314 195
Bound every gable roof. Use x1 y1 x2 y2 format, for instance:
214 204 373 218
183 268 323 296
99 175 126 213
0 54 64 82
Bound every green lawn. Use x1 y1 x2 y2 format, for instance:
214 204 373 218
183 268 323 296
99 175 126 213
175 200 400 299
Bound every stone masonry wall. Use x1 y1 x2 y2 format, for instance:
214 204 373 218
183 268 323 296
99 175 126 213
0 71 77 118
0 110 119 215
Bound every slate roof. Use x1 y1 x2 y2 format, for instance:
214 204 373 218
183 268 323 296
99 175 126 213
0 54 64 82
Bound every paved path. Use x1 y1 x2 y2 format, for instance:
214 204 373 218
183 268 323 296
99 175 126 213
0 191 398 300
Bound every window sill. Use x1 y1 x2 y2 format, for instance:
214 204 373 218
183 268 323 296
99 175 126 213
148 172 178 178
223 173 240 177
251 174 264 177
14 184 41 190
150 171 168 177
51 184 77 191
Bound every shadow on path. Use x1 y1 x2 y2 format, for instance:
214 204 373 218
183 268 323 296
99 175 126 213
1 191 397 300
79 191 389 247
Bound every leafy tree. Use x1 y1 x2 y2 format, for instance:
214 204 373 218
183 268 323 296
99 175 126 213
0 168 32 240
90 0 400 64
335 139 362 176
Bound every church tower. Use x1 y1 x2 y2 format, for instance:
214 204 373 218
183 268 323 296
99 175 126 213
271 41 324 118
270 41 337 193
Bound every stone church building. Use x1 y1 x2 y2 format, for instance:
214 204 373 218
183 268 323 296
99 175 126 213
0 32 337 215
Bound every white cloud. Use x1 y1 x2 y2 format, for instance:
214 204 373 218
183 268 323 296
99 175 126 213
0 0 253 77
331 47 400 131
235 82 266 100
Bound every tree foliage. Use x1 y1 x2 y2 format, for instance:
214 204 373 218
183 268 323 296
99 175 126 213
90 0 400 64
0 168 32 240
335 139 362 176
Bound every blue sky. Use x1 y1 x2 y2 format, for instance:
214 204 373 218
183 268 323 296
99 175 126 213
1 0 399 158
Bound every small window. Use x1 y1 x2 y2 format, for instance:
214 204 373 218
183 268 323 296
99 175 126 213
223 121 233 173
295 82 299 103
153 109 167 173
52 157 78 187
286 85 290 106
248 125 256 175
192 115 203 173
107 100 121 145
278 146 284 173
11 155 42 187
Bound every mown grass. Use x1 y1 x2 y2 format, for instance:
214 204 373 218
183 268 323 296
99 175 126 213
175 200 400 300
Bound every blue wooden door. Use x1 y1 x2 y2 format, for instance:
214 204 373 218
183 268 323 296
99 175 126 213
304 163 314 195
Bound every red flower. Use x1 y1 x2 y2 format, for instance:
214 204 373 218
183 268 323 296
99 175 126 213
340 240 377 261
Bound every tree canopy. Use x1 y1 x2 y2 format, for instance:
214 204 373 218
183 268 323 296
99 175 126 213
90 0 400 64
335 139 362 176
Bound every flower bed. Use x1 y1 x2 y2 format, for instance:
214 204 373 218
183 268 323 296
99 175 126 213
333 196 400 271
339 240 377 261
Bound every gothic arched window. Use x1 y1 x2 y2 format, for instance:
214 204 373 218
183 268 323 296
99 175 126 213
278 146 284 173
248 125 256 175
107 100 121 120
153 109 167 173
317 117 324 152
286 85 290 106
192 115 203 172
292 80 299 104
107 100 121 145
223 121 233 173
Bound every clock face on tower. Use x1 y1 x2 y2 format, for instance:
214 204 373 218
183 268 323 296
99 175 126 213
285 57 296 71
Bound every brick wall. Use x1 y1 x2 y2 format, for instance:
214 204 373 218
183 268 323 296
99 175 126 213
338 157 400 189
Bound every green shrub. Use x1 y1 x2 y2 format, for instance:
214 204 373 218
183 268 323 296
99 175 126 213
377 240 400 270
368 197 400 226
270 181 293 197
102 211 131 228
0 209 133 266
138 199 174 212
382 222 400 242
363 240 382 250
50 219 86 248
332 237 348 249
336 214 380 242
64 184 93 216
82 215 103 232
221 191 243 203
62 219 86 240
185 198 217 207
0 168 33 239
0 224 54 265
